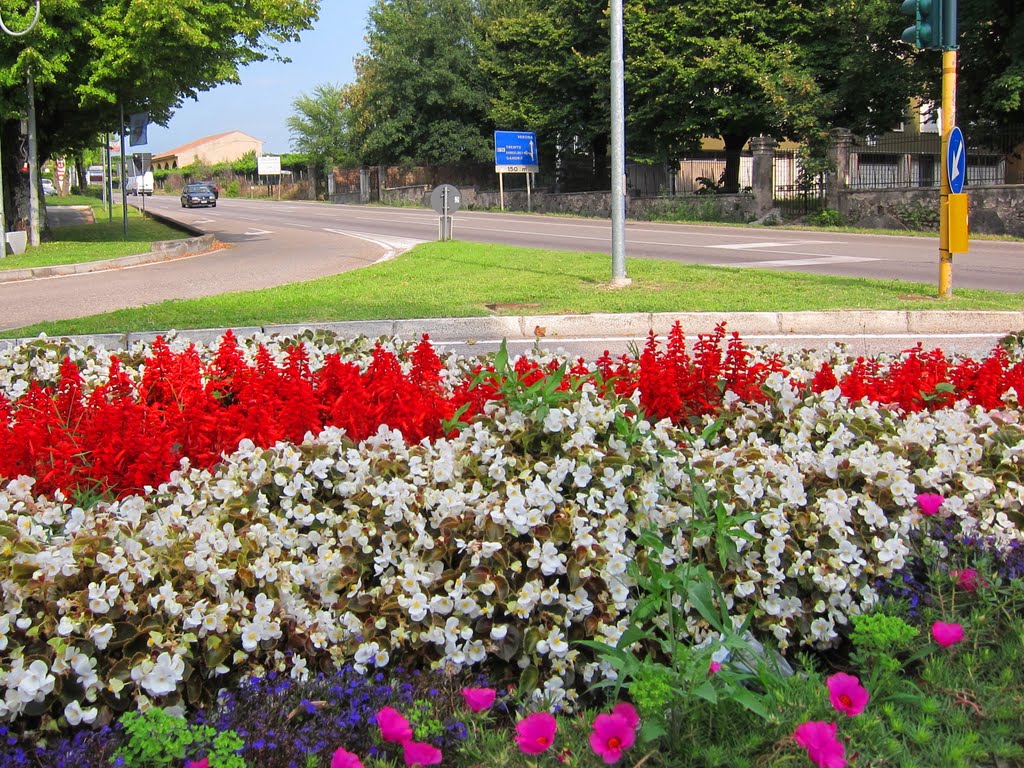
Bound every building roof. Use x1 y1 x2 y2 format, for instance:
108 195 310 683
153 131 263 161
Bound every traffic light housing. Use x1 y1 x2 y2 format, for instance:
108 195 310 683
900 0 942 49
900 0 957 50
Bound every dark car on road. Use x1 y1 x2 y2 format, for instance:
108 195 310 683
199 181 220 199
181 183 217 208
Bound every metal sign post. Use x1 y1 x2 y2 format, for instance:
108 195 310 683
430 184 461 241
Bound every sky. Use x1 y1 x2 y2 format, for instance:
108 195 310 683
141 1 375 157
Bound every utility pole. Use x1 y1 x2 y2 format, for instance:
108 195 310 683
609 0 630 287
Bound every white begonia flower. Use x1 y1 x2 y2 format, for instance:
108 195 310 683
132 652 185 697
64 699 98 726
89 623 115 650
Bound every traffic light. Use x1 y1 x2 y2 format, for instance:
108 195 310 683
900 0 942 49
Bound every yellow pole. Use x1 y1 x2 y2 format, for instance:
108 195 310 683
938 49 957 299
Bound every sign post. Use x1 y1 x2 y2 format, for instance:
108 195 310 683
494 131 539 211
430 184 461 241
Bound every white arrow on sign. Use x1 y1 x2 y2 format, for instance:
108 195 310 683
951 143 963 185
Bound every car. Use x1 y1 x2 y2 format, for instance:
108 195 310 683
198 181 220 199
181 183 217 208
41 178 57 196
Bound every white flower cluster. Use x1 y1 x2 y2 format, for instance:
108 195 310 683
0 334 1021 726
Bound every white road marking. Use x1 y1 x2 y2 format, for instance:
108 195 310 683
709 255 881 267
322 228 427 262
244 229 273 236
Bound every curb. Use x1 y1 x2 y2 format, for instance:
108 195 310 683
2 310 1022 352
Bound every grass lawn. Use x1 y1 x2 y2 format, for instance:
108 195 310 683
3 240 1023 338
0 195 188 272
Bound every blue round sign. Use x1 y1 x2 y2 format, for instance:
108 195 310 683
947 126 966 194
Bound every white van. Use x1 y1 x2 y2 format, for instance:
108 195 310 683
126 171 154 196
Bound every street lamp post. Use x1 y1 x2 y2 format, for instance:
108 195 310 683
0 1 42 254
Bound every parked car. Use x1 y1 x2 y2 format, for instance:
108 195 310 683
180 183 217 208
41 178 57 196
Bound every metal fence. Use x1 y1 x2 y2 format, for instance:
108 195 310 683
850 124 1024 188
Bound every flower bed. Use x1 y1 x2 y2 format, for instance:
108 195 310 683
0 326 1022 753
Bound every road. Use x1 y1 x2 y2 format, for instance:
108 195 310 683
1 196 1021 355
143 194 1023 291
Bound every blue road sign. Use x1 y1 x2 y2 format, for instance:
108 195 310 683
947 126 966 194
494 131 539 173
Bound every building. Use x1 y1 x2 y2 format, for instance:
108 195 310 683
151 131 264 170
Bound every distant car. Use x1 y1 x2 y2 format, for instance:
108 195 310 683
181 183 217 208
41 178 57 196
199 181 220 199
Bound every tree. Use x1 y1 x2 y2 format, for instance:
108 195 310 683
481 0 613 189
956 0 1024 131
0 0 319 232
350 0 493 166
626 0 922 192
287 83 357 179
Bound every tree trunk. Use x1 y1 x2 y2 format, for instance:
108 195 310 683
722 132 749 194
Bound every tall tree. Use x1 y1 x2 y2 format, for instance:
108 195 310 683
0 0 319 231
350 0 493 166
627 0 921 192
481 0 612 188
288 83 357 180
956 0 1024 131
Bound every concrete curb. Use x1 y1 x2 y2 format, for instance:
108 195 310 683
3 310 1022 352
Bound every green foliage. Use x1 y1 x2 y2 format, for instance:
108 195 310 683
807 208 844 227
634 195 742 223
894 201 941 231
114 708 248 768
351 0 492 165
287 82 357 175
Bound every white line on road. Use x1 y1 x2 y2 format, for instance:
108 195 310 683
709 255 881 267
322 228 426 262
244 229 273 236
709 240 837 250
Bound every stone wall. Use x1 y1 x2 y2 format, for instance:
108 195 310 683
841 185 1024 237
413 186 758 222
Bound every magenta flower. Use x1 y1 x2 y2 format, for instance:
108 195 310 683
515 712 558 754
826 673 869 716
402 740 443 767
611 701 640 729
793 721 846 768
185 760 209 768
461 687 497 713
932 621 965 648
377 706 413 743
331 747 365 768
916 492 945 516
709 660 723 675
589 712 637 764
952 568 980 591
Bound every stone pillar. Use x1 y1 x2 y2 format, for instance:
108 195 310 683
750 136 777 217
359 166 370 203
827 128 853 213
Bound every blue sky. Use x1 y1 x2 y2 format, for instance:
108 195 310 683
142 1 375 156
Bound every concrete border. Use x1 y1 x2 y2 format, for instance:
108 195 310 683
4 310 1023 352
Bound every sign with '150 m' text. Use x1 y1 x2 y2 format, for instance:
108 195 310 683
494 131 539 173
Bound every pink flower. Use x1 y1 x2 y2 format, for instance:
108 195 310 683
952 568 980 591
515 712 557 754
461 687 497 713
611 701 640 730
826 673 869 717
589 712 637 764
709 660 723 675
331 747 365 768
402 740 443 767
377 706 413 743
916 493 945 517
793 721 846 768
185 760 209 768
932 621 965 648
